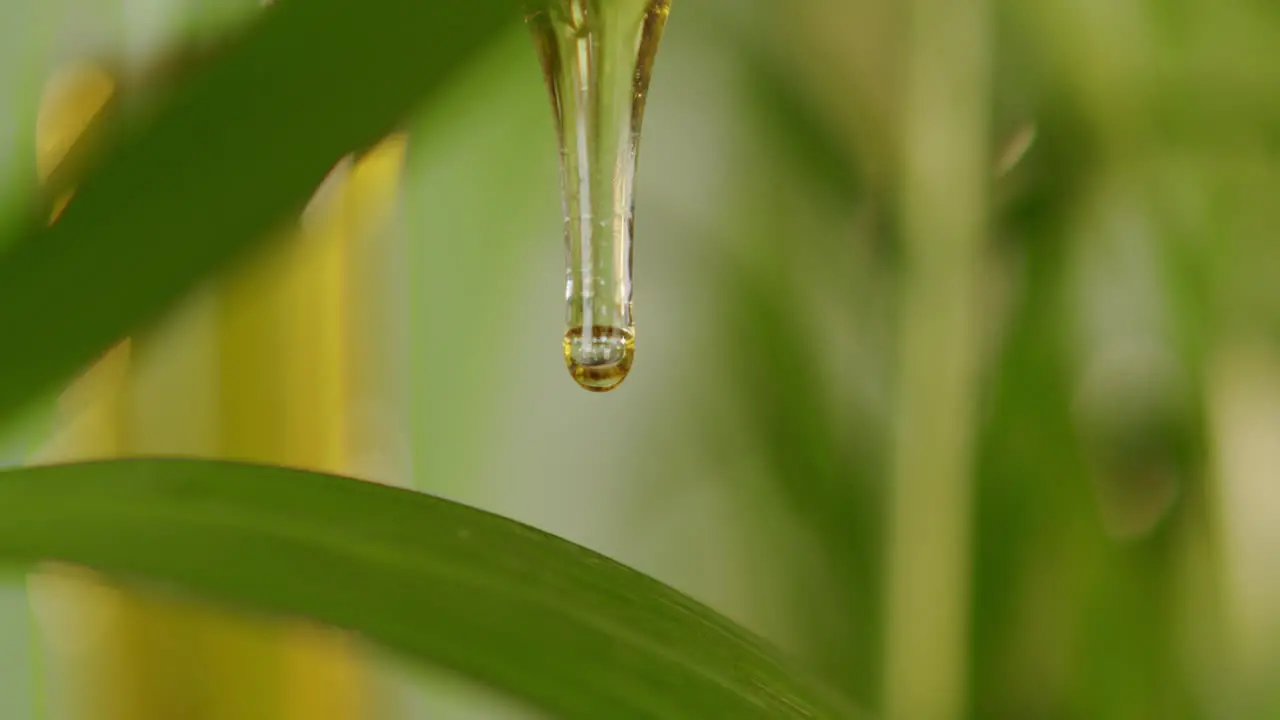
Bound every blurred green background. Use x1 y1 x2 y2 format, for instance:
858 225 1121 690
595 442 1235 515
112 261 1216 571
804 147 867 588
2 0 1279 718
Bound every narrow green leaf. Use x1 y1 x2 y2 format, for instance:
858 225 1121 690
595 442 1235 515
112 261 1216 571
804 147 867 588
0 0 517 424
0 459 856 720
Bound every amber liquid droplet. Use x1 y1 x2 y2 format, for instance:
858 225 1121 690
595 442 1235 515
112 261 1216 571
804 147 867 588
526 0 671 392
562 324 635 392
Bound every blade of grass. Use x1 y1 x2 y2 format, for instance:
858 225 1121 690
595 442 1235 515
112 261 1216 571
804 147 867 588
0 458 856 720
0 0 518 425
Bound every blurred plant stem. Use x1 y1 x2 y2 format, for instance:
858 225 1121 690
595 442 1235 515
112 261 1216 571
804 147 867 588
1207 342 1280 716
882 0 989 717
30 57 407 720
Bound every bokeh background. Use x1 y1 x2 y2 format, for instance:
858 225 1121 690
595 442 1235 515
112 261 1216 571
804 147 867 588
1 0 1279 718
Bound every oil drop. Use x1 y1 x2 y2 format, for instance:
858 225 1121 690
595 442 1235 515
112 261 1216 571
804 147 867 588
525 0 671 392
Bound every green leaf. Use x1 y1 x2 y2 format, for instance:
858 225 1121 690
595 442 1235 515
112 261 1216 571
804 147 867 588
0 458 856 720
0 0 518 424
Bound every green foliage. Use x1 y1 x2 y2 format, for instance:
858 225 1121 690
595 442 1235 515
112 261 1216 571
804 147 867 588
0 459 853 719
0 0 515 422
0 0 862 714
0 0 1278 717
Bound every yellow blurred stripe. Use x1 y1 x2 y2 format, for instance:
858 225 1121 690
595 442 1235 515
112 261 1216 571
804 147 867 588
34 58 408 720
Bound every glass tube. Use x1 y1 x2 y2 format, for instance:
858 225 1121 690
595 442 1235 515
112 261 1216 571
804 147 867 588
525 0 671 391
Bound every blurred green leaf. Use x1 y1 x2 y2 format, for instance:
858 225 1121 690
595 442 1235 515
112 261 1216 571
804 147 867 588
0 394 55 467
972 111 1210 719
695 2 862 209
0 0 518 424
0 458 857 720
739 53 862 205
711 164 887 706
721 257 883 687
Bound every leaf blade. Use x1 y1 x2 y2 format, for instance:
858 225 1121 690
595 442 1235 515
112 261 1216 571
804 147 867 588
0 0 516 423
0 458 855 720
